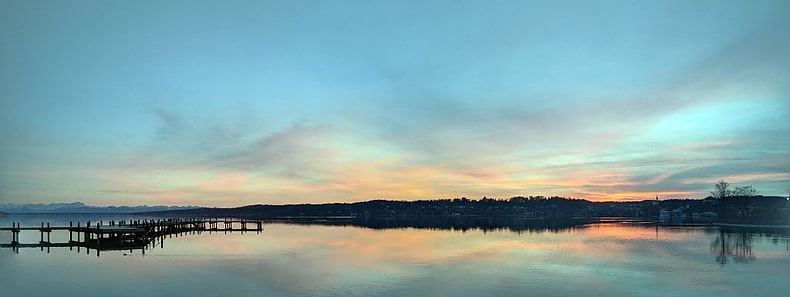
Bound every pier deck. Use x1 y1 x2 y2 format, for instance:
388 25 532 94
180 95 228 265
1 218 263 256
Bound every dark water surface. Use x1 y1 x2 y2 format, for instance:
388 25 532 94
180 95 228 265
1 215 788 297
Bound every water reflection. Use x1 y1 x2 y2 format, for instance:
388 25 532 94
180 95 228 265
267 216 596 233
710 230 755 265
709 227 790 265
5 215 790 267
2 216 789 297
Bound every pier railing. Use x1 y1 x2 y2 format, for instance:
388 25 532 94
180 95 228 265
0 218 263 257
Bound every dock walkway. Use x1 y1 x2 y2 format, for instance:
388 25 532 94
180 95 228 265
0 218 263 256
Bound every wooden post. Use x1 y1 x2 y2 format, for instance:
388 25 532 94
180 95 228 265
12 223 18 253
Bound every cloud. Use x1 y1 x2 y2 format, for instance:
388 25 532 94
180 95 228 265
206 122 337 178
359 21 789 165
14 0 787 205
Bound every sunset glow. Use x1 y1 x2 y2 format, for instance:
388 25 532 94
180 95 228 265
1 0 788 206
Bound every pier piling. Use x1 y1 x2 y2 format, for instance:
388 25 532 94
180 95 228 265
2 218 263 256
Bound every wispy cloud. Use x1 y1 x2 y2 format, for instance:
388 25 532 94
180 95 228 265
1 0 788 205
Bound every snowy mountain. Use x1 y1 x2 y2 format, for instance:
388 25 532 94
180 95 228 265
0 202 198 214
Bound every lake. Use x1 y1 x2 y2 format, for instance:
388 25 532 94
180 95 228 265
1 215 788 297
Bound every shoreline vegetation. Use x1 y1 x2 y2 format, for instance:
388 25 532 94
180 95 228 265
4 183 787 227
146 194 789 226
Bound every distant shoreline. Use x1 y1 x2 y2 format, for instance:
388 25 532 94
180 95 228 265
3 196 788 227
714 222 790 229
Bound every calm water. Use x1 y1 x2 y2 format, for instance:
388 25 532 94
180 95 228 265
1 215 789 297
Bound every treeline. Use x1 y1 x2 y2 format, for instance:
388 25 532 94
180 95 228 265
147 196 696 219
709 180 789 224
152 196 593 219
148 194 789 225
719 196 789 224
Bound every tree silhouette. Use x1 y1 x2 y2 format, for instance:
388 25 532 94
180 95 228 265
733 185 758 197
710 180 733 199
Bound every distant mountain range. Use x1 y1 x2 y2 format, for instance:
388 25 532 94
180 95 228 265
0 202 198 214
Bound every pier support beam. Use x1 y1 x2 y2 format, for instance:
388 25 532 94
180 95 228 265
3 218 264 255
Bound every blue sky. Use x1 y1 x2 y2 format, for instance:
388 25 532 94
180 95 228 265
1 0 788 206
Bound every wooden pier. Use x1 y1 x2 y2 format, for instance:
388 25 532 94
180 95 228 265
0 218 262 257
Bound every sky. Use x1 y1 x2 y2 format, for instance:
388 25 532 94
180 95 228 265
1 0 788 206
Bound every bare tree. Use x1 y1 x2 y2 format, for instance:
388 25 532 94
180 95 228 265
732 185 758 197
710 180 732 199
